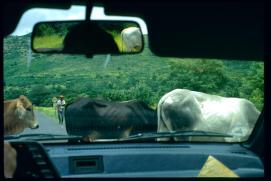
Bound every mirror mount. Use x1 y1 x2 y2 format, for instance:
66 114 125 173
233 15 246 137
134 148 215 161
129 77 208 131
85 3 93 21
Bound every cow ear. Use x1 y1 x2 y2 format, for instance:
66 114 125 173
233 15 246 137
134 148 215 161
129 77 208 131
19 95 26 100
16 101 26 119
19 95 32 107
19 95 27 103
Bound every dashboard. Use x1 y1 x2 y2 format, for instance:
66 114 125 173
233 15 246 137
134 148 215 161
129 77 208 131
9 141 264 178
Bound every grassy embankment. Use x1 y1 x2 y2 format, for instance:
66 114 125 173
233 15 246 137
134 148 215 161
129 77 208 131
4 34 264 111
33 35 65 49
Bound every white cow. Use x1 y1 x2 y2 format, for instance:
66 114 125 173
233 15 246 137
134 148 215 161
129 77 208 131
121 27 142 52
157 89 260 142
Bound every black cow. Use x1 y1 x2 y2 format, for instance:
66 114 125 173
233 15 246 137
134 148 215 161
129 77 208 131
65 98 157 141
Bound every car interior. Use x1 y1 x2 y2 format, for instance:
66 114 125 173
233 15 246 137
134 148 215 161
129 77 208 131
3 0 265 178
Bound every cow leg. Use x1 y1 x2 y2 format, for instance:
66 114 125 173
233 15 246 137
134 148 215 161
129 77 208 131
121 126 133 138
223 111 250 142
83 131 102 142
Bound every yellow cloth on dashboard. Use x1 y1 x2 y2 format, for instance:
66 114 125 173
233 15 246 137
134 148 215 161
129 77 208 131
198 155 239 177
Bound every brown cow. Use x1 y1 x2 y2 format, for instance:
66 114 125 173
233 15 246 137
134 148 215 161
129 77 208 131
4 95 39 135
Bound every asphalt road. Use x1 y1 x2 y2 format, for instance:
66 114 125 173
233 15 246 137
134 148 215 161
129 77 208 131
19 110 67 135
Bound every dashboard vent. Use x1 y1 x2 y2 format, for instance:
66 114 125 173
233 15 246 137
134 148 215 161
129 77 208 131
69 156 103 174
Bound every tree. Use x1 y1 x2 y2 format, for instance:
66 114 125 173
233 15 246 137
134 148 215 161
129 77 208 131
164 59 228 94
239 62 264 110
28 85 51 106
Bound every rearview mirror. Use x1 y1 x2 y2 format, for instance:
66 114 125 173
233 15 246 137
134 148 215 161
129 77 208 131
31 20 144 55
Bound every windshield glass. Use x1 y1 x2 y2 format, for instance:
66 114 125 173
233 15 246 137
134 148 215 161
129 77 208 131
3 6 263 143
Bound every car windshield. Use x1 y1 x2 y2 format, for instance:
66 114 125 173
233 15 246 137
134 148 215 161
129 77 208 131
4 6 263 143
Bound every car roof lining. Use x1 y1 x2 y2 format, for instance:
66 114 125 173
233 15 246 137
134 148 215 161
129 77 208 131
3 1 264 60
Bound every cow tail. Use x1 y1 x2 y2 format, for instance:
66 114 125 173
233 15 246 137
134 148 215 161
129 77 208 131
157 98 163 132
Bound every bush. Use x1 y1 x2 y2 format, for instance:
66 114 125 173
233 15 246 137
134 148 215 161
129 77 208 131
29 85 51 106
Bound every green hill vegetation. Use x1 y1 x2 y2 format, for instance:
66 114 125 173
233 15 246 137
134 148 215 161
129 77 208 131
4 34 263 110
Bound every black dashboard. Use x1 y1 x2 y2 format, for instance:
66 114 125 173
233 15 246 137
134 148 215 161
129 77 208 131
9 141 264 178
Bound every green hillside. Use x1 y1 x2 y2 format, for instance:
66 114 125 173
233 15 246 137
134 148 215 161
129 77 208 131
4 34 264 110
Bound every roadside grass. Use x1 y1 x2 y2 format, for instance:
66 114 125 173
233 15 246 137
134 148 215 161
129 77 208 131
33 35 64 49
35 106 58 123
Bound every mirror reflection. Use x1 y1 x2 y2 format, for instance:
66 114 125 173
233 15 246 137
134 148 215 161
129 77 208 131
32 21 143 55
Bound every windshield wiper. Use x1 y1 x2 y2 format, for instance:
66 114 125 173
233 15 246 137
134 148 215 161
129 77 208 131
4 131 233 142
117 130 233 142
4 133 81 141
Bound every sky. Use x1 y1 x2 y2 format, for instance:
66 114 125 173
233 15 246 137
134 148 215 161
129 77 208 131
11 6 148 36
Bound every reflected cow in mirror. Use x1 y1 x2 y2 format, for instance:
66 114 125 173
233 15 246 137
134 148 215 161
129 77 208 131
4 95 39 135
157 89 260 142
121 27 143 52
65 98 157 142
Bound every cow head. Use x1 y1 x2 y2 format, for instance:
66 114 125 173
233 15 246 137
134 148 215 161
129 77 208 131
15 95 39 129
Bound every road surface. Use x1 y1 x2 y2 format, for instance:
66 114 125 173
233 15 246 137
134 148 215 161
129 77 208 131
19 110 67 135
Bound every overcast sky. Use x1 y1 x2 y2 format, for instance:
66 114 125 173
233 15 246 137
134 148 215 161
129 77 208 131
11 6 148 36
